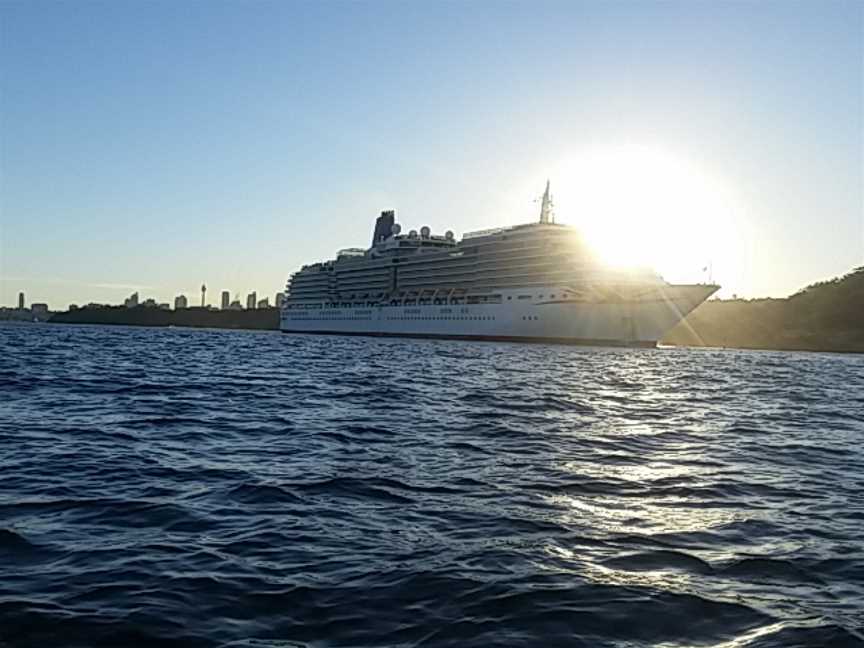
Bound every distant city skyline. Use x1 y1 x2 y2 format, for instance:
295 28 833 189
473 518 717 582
1 0 861 309
87 288 283 311
4 287 283 313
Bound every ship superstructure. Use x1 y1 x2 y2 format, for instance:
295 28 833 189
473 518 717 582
281 183 718 346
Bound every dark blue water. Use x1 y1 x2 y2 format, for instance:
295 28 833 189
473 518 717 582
2 323 863 647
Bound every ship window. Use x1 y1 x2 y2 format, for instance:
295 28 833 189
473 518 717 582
518 295 531 300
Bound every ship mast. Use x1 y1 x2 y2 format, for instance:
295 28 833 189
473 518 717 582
539 180 554 224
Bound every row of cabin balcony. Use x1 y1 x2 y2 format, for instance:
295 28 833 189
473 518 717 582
389 246 583 271
328 256 581 282
289 271 330 280
334 273 391 283
332 273 391 283
334 260 392 271
334 268 393 279
339 281 391 290
391 275 587 292
305 242 585 279
395 252 592 276
395 261 578 283
288 277 330 286
287 287 334 296
334 272 391 282
287 287 330 295
326 266 611 293
289 281 333 288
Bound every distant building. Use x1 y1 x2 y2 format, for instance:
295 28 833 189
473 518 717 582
257 297 269 308
18 292 25 310
31 303 49 319
69 304 79 311
221 290 230 310
158 303 171 310
275 292 286 309
228 300 243 311
0 307 30 322
124 292 139 308
175 295 188 310
201 284 207 307
246 291 257 310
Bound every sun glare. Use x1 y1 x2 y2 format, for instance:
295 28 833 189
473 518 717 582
545 145 745 288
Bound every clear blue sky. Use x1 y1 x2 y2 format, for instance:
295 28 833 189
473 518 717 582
1 0 861 308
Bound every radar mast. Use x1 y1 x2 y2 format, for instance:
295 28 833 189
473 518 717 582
539 180 554 224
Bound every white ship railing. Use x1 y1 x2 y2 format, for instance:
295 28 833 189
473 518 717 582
463 226 509 239
337 247 366 258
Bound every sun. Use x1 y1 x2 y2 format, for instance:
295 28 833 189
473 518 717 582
545 145 744 287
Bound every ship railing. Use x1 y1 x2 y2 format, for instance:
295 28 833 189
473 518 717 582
337 247 367 259
463 226 511 239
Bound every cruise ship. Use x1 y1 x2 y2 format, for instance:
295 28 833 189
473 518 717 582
280 183 718 346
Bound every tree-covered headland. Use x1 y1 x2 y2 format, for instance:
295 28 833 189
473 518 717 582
663 267 864 352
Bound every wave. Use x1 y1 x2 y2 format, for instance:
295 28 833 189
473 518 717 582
1 322 862 645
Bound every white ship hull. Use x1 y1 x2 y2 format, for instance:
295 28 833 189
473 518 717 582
280 284 716 347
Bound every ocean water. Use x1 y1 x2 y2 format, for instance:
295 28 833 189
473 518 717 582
1 323 863 648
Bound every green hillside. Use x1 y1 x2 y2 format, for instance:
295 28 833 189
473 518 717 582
663 267 864 352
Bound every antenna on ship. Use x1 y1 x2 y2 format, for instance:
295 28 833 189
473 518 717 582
539 180 554 224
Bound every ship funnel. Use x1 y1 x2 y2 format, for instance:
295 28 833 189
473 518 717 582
372 210 395 246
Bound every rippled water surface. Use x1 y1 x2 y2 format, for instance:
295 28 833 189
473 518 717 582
2 323 863 647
